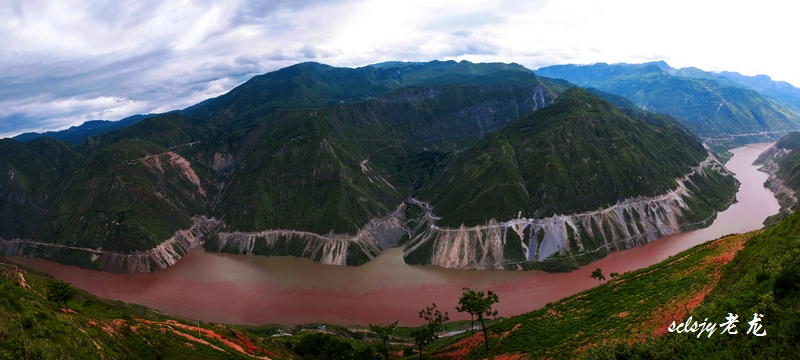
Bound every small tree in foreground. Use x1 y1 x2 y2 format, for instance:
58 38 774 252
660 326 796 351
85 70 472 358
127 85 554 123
47 280 75 311
410 303 449 359
610 272 620 279
591 268 606 285
456 288 499 351
368 321 398 360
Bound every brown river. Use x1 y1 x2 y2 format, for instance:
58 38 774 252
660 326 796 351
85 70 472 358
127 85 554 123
7 143 780 326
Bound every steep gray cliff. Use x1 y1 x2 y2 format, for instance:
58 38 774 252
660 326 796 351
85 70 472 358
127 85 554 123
207 203 407 266
0 153 738 274
403 154 737 271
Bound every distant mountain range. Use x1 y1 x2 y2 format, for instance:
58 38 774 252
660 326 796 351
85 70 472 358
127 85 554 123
536 61 800 141
0 59 769 273
12 113 164 144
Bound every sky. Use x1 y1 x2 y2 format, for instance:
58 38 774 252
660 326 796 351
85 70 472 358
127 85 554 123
2 0 800 138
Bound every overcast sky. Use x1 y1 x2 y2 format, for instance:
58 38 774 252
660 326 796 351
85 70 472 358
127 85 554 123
2 0 799 138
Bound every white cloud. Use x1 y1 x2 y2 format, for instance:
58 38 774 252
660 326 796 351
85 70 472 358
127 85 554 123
2 0 800 138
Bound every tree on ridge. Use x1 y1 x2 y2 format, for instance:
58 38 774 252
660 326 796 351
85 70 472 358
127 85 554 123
456 287 499 352
591 268 606 285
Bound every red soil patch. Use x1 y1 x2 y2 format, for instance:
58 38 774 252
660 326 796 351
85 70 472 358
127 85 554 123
492 354 524 360
236 331 274 357
88 319 122 337
437 333 485 359
495 323 522 345
136 318 274 359
169 328 225 352
546 308 562 318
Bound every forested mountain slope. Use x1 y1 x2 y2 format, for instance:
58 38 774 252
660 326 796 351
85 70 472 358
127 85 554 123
0 61 740 273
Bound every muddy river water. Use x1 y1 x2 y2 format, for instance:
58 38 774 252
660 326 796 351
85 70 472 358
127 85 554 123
7 143 780 326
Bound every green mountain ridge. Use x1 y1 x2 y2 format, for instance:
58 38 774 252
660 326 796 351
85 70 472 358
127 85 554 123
181 60 561 130
401 89 737 271
218 83 560 235
420 88 726 225
0 60 743 273
12 113 163 144
719 71 800 111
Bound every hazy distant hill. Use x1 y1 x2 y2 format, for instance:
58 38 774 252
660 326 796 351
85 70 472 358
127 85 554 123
536 62 800 139
12 113 161 144
719 71 800 111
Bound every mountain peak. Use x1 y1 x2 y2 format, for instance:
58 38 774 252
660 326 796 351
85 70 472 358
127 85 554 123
551 86 613 108
646 60 672 70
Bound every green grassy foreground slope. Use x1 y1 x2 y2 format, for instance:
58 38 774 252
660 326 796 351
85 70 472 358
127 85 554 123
424 212 800 359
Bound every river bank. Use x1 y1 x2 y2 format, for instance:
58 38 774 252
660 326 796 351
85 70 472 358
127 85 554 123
6 143 779 326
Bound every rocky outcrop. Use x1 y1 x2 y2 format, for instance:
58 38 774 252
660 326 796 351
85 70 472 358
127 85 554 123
0 216 224 273
758 147 795 200
211 153 235 175
756 144 797 224
210 203 407 266
138 151 206 196
403 154 737 270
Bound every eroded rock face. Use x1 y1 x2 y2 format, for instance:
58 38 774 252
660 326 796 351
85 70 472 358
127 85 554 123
755 144 797 224
211 153 235 175
211 204 407 265
757 145 796 205
403 154 737 270
405 191 689 270
0 216 225 273
0 153 736 273
139 151 206 196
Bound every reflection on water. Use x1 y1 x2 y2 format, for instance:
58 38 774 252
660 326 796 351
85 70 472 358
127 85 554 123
7 143 780 326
